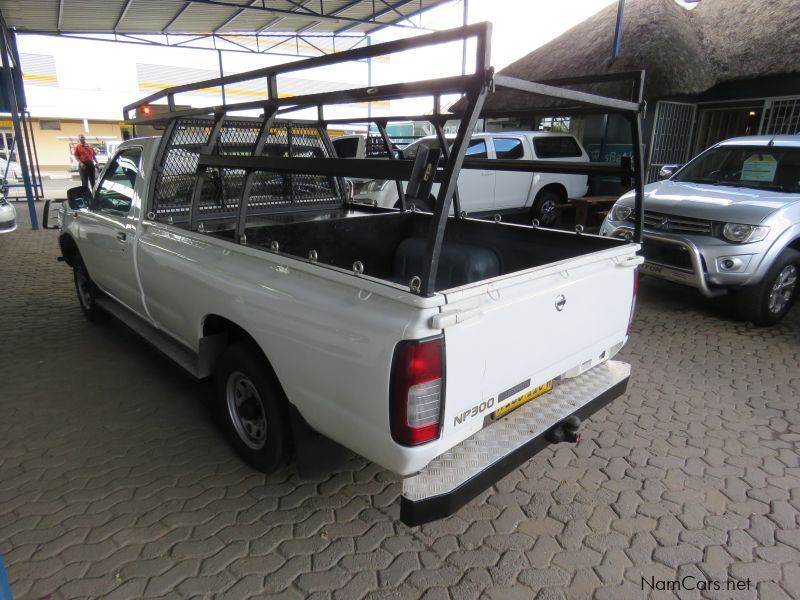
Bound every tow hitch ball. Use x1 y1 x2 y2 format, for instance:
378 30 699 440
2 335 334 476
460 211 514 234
546 415 582 444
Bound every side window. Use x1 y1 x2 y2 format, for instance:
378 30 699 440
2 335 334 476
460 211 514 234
95 148 141 213
465 139 488 158
533 137 583 159
493 138 525 160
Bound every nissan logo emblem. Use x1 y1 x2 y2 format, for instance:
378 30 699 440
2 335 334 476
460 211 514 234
555 294 566 311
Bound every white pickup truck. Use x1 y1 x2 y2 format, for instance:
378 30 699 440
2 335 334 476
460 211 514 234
57 24 643 525
351 131 590 224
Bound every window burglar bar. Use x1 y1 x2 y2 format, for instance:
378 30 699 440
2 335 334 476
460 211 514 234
126 23 645 297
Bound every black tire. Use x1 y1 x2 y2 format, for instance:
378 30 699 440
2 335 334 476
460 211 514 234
73 257 104 321
530 189 563 226
215 341 290 473
735 249 800 326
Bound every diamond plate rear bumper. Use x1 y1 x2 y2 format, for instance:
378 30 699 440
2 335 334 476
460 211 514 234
400 360 631 526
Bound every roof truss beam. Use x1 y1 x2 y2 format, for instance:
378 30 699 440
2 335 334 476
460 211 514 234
336 0 419 33
171 0 423 31
114 0 134 31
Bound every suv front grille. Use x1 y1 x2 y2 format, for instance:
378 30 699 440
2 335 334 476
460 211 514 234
627 211 712 235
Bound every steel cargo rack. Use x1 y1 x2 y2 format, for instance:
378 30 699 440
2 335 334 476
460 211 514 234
124 22 646 297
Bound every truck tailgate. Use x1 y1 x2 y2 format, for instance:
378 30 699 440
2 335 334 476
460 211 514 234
438 244 639 444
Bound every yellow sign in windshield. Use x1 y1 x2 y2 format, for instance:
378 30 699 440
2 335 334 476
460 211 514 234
741 154 778 182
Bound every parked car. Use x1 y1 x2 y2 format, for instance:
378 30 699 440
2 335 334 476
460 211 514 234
601 135 800 325
352 131 590 224
0 151 22 181
0 197 17 233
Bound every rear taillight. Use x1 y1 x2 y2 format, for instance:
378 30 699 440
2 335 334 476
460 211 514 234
627 269 639 335
390 336 444 446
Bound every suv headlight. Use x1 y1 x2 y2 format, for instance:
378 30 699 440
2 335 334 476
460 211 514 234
363 179 392 193
610 204 633 221
722 223 770 243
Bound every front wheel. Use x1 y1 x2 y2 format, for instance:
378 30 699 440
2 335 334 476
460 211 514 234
215 341 290 473
73 258 104 321
735 249 800 326
531 190 562 226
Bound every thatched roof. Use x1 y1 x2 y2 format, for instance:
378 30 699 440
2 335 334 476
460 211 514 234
454 0 800 113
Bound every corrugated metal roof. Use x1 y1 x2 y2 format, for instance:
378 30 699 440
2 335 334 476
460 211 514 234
0 0 450 36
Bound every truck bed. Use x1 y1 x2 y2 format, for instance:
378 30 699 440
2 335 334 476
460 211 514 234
207 208 629 292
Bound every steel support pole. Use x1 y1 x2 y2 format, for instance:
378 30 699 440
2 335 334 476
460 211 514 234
0 23 38 228
218 50 226 105
612 0 625 60
629 111 645 244
367 36 372 122
461 0 468 75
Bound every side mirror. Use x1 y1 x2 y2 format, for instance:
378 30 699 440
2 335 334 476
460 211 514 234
67 185 92 210
659 164 681 179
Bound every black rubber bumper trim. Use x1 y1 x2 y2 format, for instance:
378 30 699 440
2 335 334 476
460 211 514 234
399 376 629 527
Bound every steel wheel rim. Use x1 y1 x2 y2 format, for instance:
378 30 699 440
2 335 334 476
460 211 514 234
226 371 267 450
768 264 797 314
77 266 93 309
539 199 557 225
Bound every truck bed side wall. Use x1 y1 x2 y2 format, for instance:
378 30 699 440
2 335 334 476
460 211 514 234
135 225 441 474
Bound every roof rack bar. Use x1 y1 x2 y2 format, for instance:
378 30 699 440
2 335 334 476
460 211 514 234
195 153 633 180
322 113 451 125
493 74 641 113
461 159 633 177
535 71 643 88
126 73 480 125
198 155 422 181
123 22 490 118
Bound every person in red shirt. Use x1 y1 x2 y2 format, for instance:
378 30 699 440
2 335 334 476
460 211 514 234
74 135 98 190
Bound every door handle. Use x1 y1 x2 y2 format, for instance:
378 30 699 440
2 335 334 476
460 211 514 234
481 171 493 176
116 231 127 242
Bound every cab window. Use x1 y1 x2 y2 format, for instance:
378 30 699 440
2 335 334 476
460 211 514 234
465 139 488 158
493 138 525 160
95 148 141 213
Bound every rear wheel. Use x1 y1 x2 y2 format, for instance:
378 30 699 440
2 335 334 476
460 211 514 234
73 257 104 321
531 189 562 226
736 249 800 326
215 341 290 473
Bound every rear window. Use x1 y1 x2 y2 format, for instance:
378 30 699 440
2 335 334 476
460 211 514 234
533 136 582 159
493 138 524 159
332 137 359 158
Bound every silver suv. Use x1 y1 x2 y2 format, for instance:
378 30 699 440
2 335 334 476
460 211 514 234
601 135 800 325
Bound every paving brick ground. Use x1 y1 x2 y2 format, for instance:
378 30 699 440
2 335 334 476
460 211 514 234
1 202 799 599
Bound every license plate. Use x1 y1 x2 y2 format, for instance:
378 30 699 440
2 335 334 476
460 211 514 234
492 381 553 420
